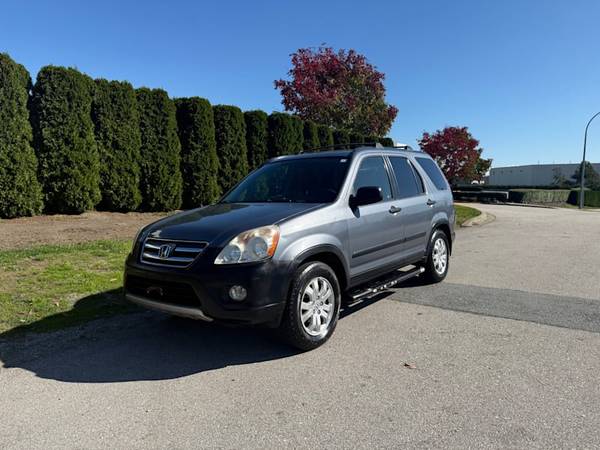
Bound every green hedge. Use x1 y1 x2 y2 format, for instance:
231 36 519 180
92 79 142 211
379 137 394 147
0 53 43 218
268 112 303 157
214 105 248 192
508 189 571 204
303 120 320 151
30 66 101 214
136 88 182 211
568 190 600 207
333 129 350 149
244 110 269 170
176 97 220 208
317 124 334 149
291 116 304 153
349 131 365 145
1 53 405 218
365 134 379 145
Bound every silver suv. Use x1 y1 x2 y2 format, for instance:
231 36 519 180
125 145 455 350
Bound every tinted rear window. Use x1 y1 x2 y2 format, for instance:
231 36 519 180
389 156 423 198
415 157 448 190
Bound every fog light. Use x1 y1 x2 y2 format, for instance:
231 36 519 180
229 285 247 301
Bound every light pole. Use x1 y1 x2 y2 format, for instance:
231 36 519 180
580 111 600 209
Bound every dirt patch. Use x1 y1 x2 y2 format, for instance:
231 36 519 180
0 212 169 250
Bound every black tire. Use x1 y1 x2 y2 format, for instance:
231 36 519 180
277 261 341 351
423 229 450 283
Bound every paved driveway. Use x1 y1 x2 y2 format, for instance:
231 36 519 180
450 203 600 299
1 204 599 449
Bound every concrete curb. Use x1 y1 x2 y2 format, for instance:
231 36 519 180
461 211 496 227
502 202 556 209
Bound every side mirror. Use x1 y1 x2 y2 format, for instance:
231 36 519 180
350 186 383 208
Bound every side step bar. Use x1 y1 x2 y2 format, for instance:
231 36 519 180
348 266 425 302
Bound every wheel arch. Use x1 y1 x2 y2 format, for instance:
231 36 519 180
429 220 453 255
292 245 349 292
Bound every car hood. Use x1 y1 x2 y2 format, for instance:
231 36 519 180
145 203 323 245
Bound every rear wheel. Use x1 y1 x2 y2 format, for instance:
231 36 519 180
423 230 450 283
277 262 341 351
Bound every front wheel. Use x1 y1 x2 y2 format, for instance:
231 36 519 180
277 262 341 351
423 230 450 283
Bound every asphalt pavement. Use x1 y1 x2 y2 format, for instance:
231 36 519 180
1 203 599 449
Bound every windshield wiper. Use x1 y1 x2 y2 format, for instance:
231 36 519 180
267 195 292 203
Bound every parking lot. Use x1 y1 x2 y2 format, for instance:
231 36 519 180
1 204 599 449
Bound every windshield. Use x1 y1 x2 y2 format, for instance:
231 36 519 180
222 157 351 203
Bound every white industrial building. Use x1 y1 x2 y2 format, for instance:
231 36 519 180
488 163 600 186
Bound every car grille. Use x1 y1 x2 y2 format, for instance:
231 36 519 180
126 275 201 308
140 238 208 268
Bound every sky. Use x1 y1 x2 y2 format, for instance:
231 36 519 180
2 0 600 167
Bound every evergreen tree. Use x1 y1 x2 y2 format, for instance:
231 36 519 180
175 97 220 208
268 112 303 157
379 137 394 147
333 129 350 149
303 120 320 151
291 115 304 154
92 79 142 211
317 124 334 150
213 105 248 192
0 53 43 218
30 66 100 213
244 110 269 170
136 88 182 211
572 162 600 190
350 131 366 145
364 134 378 145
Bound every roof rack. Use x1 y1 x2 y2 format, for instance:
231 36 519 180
392 144 416 151
302 142 383 154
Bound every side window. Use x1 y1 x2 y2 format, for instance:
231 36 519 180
411 161 425 193
389 157 424 199
415 157 449 190
352 156 393 201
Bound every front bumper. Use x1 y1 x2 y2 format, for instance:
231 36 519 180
124 251 290 327
126 293 214 321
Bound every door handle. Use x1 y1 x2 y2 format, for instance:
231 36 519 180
389 205 402 214
426 199 437 207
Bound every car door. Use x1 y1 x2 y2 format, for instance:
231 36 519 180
387 156 433 261
347 155 404 277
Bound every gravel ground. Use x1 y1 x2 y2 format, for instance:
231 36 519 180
0 211 167 250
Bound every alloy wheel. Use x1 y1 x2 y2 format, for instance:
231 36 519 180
432 237 448 275
299 276 335 337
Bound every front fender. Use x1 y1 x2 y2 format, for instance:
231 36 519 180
278 227 349 277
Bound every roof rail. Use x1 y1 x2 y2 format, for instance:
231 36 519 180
392 144 417 151
302 142 382 154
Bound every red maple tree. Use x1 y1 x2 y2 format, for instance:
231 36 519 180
418 127 489 183
274 47 398 136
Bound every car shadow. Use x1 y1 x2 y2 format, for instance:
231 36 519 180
0 287 397 384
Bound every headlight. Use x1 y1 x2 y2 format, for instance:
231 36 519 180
215 225 280 265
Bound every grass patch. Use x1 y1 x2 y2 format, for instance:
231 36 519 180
0 240 137 335
455 205 481 226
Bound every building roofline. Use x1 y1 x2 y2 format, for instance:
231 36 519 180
491 162 600 170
